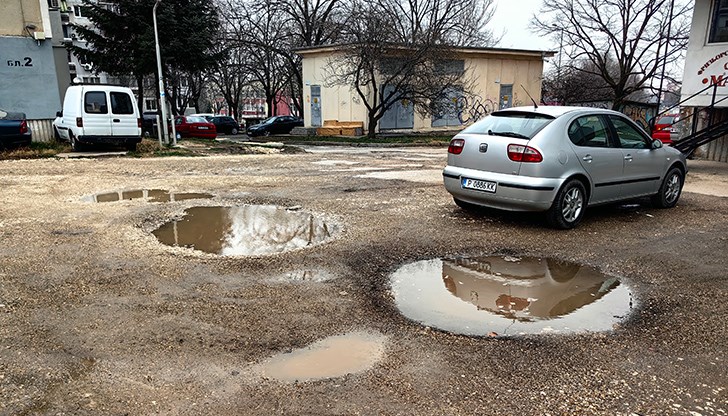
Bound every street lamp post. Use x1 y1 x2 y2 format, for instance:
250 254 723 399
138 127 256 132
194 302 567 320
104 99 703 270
153 0 169 146
553 24 565 105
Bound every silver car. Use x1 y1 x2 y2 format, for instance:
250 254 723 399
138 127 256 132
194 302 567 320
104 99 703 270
442 106 687 229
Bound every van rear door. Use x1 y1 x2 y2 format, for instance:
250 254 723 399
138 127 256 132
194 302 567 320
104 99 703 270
83 90 112 137
109 90 139 137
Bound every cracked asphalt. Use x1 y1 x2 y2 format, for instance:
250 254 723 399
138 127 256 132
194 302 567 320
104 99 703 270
0 144 726 415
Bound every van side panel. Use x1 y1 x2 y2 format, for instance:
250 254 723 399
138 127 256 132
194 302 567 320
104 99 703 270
82 89 113 138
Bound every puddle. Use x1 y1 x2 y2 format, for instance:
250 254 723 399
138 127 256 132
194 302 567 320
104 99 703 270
152 205 337 256
88 189 213 203
390 255 633 336
257 331 386 382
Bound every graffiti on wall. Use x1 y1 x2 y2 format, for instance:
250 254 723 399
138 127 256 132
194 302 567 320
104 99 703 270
457 95 498 124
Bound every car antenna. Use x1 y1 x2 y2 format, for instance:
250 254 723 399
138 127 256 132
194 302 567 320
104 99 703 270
521 85 538 109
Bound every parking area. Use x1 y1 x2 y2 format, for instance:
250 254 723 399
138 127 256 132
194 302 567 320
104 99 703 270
0 147 726 415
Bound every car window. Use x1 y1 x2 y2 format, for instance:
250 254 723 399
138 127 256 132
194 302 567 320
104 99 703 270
110 92 134 114
568 115 610 148
187 116 207 123
84 92 108 114
461 111 554 138
609 115 650 149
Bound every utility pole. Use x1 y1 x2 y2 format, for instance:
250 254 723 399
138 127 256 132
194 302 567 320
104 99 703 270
553 24 565 105
153 0 169 146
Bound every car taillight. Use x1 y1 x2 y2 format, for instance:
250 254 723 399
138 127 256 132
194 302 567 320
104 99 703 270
76 117 83 127
448 138 465 154
137 118 142 128
19 120 28 134
507 144 543 163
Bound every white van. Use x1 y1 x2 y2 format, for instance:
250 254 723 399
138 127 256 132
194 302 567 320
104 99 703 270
53 85 142 151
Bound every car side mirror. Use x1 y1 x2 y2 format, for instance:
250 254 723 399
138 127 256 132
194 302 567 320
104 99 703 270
56 111 62 117
651 139 663 149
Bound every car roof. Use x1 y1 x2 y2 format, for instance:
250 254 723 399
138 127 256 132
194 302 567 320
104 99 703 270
497 105 623 118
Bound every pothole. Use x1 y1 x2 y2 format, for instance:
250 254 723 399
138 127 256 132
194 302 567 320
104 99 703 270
255 331 386 382
390 255 633 337
87 189 213 203
152 205 337 256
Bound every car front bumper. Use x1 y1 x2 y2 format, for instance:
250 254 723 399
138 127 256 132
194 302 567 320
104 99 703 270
442 166 565 212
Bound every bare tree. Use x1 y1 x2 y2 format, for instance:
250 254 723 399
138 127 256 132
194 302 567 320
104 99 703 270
325 0 495 138
208 44 253 121
533 0 692 110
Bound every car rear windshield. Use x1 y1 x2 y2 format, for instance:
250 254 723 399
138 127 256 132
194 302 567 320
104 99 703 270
656 116 677 125
461 111 554 139
187 116 207 123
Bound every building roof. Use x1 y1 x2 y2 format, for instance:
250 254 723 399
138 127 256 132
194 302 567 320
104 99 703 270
295 43 556 59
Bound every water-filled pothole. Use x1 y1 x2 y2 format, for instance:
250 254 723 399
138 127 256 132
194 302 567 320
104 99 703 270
89 189 213 203
152 205 337 256
390 255 633 337
256 331 386 382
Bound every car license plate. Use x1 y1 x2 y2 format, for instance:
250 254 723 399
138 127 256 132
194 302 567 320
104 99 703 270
462 178 497 193
197 126 208 130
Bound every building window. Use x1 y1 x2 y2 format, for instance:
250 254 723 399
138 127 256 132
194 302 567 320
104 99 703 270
145 99 158 111
82 77 100 84
710 0 728 43
74 5 84 17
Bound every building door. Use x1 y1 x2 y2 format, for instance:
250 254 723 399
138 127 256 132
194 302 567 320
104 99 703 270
310 85 322 127
499 85 513 110
380 86 414 130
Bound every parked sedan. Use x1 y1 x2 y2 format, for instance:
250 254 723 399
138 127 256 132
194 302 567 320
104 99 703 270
443 106 687 229
210 116 240 135
247 115 303 137
0 109 32 149
174 115 217 139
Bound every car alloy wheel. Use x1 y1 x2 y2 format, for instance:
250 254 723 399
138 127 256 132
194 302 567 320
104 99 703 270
652 167 683 208
231 128 238 135
547 179 586 229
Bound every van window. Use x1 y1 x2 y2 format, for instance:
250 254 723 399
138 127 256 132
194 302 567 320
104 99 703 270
85 92 108 114
111 92 134 115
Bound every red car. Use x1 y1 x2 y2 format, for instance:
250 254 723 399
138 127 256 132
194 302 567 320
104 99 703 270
173 115 217 139
651 114 679 145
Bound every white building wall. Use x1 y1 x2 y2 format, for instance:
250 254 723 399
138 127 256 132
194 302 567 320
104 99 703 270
682 0 728 106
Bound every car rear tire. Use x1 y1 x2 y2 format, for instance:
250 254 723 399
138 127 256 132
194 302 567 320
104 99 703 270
651 167 683 208
547 179 586 229
231 128 238 135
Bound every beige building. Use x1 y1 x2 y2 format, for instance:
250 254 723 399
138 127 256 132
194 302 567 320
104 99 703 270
298 45 554 133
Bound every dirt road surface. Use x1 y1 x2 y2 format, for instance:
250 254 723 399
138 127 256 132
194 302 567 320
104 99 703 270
0 145 726 415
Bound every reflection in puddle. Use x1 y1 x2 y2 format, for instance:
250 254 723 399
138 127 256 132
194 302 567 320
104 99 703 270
390 256 633 336
258 331 386 382
153 205 336 256
90 189 213 203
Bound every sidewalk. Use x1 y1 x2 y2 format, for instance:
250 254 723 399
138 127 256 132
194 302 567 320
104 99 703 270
684 159 728 197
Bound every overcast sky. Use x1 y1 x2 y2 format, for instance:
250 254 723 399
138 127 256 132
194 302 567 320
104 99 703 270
490 0 554 52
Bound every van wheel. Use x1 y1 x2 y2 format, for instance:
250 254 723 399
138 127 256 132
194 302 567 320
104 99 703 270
125 142 137 152
70 134 84 151
547 179 586 229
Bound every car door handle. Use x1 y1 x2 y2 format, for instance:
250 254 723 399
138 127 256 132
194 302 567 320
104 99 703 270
113 119 120 123
582 155 593 163
624 154 633 161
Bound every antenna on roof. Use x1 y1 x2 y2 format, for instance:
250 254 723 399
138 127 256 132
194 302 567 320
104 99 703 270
521 85 538 109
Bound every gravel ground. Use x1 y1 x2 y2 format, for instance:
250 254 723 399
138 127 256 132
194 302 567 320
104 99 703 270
0 145 726 416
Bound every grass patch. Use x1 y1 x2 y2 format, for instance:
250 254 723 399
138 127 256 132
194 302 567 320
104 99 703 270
0 141 71 160
261 134 453 145
129 138 199 157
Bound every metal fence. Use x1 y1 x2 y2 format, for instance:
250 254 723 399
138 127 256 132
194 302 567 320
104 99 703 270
28 119 55 142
